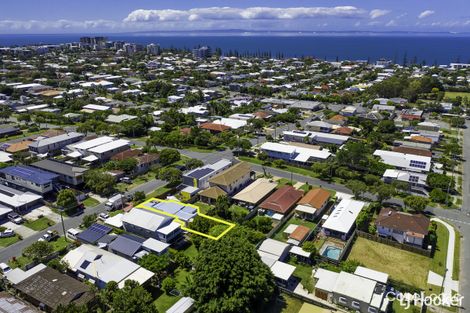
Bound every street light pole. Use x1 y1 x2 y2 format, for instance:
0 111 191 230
59 207 67 242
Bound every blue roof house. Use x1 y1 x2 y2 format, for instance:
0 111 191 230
0 165 59 194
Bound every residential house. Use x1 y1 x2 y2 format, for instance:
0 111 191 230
382 169 428 190
283 130 349 146
10 266 93 312
62 244 154 289
313 267 389 313
259 186 304 217
32 159 87 186
207 162 253 195
305 121 334 133
401 109 423 121
373 150 431 173
257 239 296 288
295 188 331 221
29 132 84 155
0 165 58 194
375 208 430 247
232 178 277 208
260 142 331 165
135 153 159 175
200 122 230 134
182 159 232 189
122 208 182 243
322 199 365 240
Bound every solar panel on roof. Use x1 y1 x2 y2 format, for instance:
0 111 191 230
77 223 112 244
189 168 213 179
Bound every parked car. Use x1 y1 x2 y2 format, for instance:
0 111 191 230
7 212 23 224
66 228 81 240
38 230 59 242
0 228 15 238
120 177 133 184
98 212 110 221
0 262 11 274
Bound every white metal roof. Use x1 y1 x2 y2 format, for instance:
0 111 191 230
373 149 431 172
71 136 114 150
258 238 290 259
142 238 170 253
333 271 376 303
270 261 296 281
313 268 339 292
88 139 129 154
322 199 365 234
354 266 389 284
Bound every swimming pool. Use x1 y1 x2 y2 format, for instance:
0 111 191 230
321 245 342 260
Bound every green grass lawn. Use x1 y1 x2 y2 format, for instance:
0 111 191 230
298 184 337 198
444 91 470 100
0 235 21 247
430 223 449 277
147 185 172 199
170 242 199 260
288 259 314 292
273 217 316 242
8 255 32 269
392 300 420 313
117 171 156 192
24 216 55 231
453 227 461 280
265 293 304 313
193 201 213 214
51 236 70 252
239 156 321 179
109 209 124 217
153 269 191 312
82 197 100 208
277 178 296 187
348 237 430 288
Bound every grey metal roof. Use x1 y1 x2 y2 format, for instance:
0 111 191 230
32 159 87 178
109 235 143 257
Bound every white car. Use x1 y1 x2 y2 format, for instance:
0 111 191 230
0 228 15 238
98 212 109 221
0 262 11 274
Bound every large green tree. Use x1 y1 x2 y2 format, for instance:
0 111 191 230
187 235 276 313
57 189 78 211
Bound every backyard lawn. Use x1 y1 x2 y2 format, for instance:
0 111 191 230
24 216 55 231
288 259 314 292
193 201 213 214
153 269 190 312
82 197 100 208
430 223 449 277
348 237 430 288
266 293 304 313
273 217 316 242
444 91 470 100
0 235 21 247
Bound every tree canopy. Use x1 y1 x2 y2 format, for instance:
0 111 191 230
187 234 276 313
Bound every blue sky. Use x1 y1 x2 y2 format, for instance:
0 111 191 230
0 0 469 33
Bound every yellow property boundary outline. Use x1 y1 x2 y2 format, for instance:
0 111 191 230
136 198 236 240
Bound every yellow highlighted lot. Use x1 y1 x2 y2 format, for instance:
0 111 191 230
136 198 236 240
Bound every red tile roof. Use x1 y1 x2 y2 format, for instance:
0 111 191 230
375 208 430 237
259 186 304 214
289 225 311 241
200 122 230 132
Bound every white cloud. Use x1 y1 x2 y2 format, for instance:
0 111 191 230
369 9 390 19
123 6 366 23
0 19 120 31
386 20 397 27
418 10 435 19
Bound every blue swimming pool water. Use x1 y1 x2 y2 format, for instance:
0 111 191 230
322 245 342 260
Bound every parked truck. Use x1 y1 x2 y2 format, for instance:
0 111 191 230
105 194 124 211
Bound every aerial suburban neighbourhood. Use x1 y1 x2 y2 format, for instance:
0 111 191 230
0 2 470 313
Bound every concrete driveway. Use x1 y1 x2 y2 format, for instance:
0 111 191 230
1 221 37 239
23 206 63 224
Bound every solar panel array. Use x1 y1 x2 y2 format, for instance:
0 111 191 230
77 223 112 244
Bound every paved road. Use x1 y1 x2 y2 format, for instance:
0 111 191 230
0 178 166 263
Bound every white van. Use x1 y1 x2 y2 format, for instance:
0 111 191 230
66 228 81 240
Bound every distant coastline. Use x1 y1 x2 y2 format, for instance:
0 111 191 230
1 32 470 64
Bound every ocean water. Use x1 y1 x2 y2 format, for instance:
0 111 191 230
1 32 470 64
